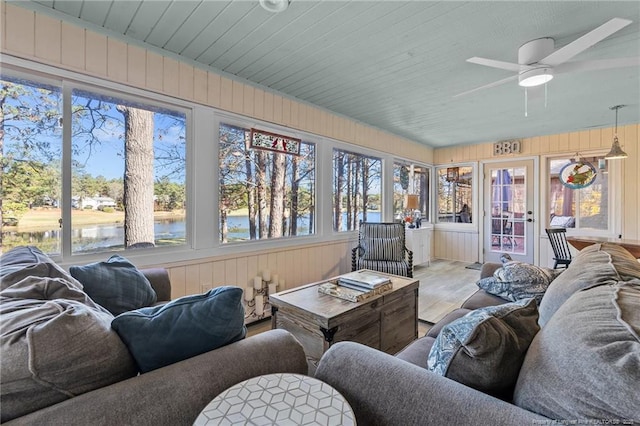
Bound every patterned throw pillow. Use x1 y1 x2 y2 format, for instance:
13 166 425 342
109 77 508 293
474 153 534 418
362 237 403 261
427 298 540 394
476 261 561 303
112 286 247 373
70 255 157 315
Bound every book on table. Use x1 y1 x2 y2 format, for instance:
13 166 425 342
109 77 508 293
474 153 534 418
318 281 393 303
338 270 391 290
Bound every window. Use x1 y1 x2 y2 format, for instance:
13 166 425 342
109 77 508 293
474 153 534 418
332 149 382 232
1 71 187 256
393 161 430 223
437 165 473 223
549 155 608 230
1 75 63 254
218 123 315 243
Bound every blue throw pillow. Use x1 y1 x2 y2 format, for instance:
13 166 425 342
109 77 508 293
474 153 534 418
111 286 247 373
70 255 157 315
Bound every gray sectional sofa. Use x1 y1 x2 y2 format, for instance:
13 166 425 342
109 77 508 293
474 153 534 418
316 243 640 424
1 246 307 425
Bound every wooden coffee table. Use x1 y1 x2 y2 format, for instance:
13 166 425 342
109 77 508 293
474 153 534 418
269 271 419 374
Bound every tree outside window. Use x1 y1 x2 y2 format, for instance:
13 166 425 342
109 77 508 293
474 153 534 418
218 123 315 243
332 149 382 232
437 165 473 223
393 161 430 223
1 73 187 255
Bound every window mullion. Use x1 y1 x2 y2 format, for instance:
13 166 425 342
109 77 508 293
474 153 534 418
61 83 73 259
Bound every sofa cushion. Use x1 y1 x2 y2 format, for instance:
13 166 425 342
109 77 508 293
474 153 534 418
362 237 403 261
396 336 437 369
70 255 157 315
0 246 83 291
0 276 137 422
476 261 561 304
514 280 640 420
427 298 539 394
460 289 508 310
111 286 247 373
538 243 640 326
425 308 472 338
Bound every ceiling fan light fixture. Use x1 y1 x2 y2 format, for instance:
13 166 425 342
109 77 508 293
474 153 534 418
518 67 554 87
604 105 628 160
259 0 290 13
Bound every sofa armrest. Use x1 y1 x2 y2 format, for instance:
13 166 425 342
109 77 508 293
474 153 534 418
141 268 171 302
480 262 501 279
315 342 546 426
6 330 307 426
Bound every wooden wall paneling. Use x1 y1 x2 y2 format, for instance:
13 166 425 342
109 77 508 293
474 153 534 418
162 57 180 96
236 255 249 292
224 258 238 287
589 128 602 149
145 51 163 91
169 266 187 299
296 103 307 132
569 131 580 151
263 91 274 122
106 38 127 82
528 136 539 155
242 85 254 117
207 72 221 108
231 80 243 114
84 31 108 77
1 1 6 52
273 94 283 124
539 135 550 154
220 77 233 111
578 130 590 151
61 23 85 70
184 264 201 295
257 253 269 279
5 4 35 57
193 67 208 104
558 133 569 152
290 100 299 129
253 88 265 119
198 262 214 291
179 62 194 101
246 255 258 287
623 124 639 239
35 14 60 63
548 134 559 152
127 45 146 88
276 251 288 288
282 98 291 126
212 260 226 287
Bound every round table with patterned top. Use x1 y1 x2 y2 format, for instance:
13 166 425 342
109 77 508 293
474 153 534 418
193 373 356 426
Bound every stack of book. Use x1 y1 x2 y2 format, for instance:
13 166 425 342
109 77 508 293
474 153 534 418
318 270 393 303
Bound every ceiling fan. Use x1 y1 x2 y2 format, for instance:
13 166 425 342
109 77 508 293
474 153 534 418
455 18 639 97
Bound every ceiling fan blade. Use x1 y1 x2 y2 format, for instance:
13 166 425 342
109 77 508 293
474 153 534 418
555 57 640 74
542 18 633 66
453 74 519 98
466 57 523 72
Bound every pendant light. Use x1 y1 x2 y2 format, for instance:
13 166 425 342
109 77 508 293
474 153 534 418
604 105 628 160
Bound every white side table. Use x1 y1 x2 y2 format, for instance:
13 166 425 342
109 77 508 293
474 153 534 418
194 373 356 425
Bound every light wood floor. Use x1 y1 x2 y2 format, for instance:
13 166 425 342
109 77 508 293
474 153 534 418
247 259 481 338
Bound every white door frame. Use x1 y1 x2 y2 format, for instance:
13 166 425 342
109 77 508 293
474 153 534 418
480 156 540 265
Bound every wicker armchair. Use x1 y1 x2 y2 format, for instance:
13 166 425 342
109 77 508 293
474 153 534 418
351 222 413 278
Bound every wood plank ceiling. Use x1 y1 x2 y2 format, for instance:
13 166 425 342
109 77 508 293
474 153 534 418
19 0 640 147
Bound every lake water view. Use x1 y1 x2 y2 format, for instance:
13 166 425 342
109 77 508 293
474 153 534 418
3 212 382 252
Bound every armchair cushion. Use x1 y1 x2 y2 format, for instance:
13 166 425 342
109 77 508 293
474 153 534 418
427 298 539 394
362 237 403 261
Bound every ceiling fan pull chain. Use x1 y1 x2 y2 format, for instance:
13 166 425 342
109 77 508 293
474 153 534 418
524 88 528 117
545 82 548 108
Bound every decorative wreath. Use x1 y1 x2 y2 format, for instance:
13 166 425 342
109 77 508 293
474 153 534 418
559 161 597 189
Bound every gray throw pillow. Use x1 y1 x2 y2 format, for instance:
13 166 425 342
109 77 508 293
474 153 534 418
0 276 137 422
111 286 247 373
427 298 540 394
70 255 157 315
476 261 561 304
362 237 403 261
514 280 640 420
0 246 83 291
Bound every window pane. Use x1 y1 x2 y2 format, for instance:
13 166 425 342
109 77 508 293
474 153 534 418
437 166 473 223
219 123 316 243
71 89 186 253
332 149 382 232
393 162 430 224
1 76 62 254
549 156 608 230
